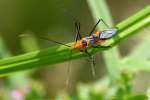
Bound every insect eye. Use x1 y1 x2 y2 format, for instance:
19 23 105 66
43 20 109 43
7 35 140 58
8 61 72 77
82 40 87 46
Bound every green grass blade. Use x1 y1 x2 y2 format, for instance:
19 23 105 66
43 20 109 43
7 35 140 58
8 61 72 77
7 32 39 86
117 6 150 32
104 15 150 47
0 6 149 76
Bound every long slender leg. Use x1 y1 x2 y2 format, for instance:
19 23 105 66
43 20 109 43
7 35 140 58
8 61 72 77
89 18 110 36
93 45 112 49
66 21 82 90
90 55 96 77
65 50 73 90
89 19 101 36
75 22 82 42
100 18 110 28
84 49 96 77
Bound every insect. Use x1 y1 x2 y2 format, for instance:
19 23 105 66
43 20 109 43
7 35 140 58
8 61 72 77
37 18 118 89
73 19 118 50
69 19 118 78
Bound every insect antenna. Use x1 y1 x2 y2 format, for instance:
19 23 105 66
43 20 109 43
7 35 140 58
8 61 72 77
38 36 71 48
37 35 73 90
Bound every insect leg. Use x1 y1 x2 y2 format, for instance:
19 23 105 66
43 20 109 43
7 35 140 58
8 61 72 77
93 45 112 49
100 18 110 28
75 21 82 42
65 21 82 90
84 49 96 77
89 19 101 36
65 49 73 90
89 18 111 36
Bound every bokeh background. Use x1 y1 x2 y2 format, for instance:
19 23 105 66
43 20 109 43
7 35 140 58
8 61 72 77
0 0 150 99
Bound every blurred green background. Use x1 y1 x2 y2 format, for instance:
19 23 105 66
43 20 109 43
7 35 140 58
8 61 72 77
0 0 150 99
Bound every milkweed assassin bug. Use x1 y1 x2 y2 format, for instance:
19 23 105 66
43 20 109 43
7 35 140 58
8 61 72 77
27 18 118 89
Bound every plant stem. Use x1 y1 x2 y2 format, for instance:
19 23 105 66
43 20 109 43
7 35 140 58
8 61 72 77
0 6 149 76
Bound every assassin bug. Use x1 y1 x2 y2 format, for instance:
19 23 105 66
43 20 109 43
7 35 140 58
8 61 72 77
69 19 118 78
73 19 117 50
36 18 118 88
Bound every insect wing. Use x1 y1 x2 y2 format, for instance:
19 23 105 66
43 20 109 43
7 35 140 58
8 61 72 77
100 29 117 39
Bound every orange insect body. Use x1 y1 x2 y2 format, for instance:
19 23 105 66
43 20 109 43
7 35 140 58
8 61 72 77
73 31 102 49
73 40 82 49
73 28 118 49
